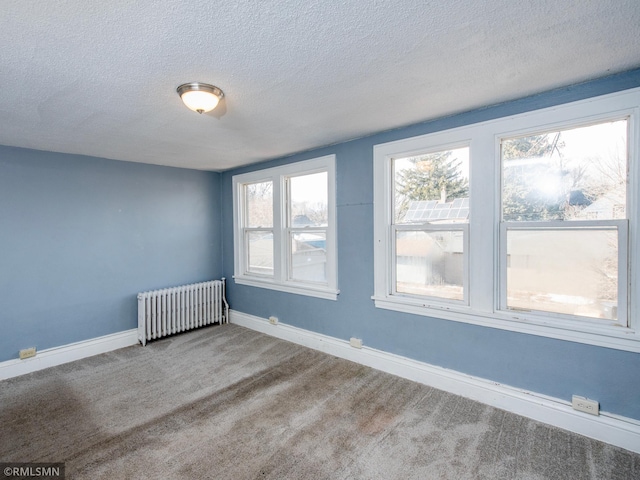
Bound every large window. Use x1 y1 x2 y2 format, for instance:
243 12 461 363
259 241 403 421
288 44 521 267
233 155 338 300
373 88 640 351
500 121 628 324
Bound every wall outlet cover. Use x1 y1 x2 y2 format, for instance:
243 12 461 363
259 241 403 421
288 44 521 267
572 395 599 416
19 347 37 360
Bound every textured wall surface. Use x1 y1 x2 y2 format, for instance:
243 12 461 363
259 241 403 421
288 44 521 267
221 70 640 420
1 1 639 170
0 147 222 362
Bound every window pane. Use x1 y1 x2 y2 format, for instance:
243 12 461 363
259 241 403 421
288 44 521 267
290 231 327 283
289 172 328 227
506 228 618 320
246 181 273 228
502 120 627 222
246 231 273 276
395 230 464 301
394 147 469 224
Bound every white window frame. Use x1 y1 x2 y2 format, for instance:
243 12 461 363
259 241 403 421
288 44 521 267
390 142 471 306
373 87 640 352
233 155 338 300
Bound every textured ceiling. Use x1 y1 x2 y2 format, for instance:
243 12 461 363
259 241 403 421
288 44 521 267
1 1 639 171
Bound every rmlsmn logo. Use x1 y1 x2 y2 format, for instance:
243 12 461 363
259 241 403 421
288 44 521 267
1 463 65 479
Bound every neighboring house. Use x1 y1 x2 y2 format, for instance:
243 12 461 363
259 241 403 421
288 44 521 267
396 198 468 295
577 191 626 220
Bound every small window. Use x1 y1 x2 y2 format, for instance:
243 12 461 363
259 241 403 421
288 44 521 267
244 181 273 276
233 155 338 300
288 172 329 284
392 146 469 303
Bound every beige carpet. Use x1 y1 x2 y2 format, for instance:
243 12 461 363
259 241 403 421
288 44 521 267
1 324 638 479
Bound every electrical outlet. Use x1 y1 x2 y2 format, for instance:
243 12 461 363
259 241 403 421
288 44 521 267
269 316 278 325
349 337 363 349
19 347 37 360
572 395 599 415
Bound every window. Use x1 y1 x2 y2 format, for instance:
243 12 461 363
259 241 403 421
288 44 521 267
288 172 329 284
500 121 628 324
393 147 469 303
373 88 640 352
245 181 274 276
233 155 338 300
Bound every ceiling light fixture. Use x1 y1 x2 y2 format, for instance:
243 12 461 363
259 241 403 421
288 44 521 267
177 82 224 114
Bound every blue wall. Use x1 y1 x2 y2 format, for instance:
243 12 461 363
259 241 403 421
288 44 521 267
2 69 639 420
222 69 640 420
0 147 222 362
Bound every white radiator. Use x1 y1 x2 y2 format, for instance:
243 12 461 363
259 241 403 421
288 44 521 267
137 278 229 346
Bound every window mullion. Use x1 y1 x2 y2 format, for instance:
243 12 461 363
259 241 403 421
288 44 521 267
470 131 497 314
498 222 508 312
627 108 639 332
390 224 398 295
273 175 285 283
618 220 629 327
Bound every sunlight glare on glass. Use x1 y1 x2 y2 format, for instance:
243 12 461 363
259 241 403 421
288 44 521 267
533 174 563 199
502 119 627 222
290 172 328 205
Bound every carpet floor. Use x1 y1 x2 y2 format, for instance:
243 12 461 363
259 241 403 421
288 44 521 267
1 324 638 479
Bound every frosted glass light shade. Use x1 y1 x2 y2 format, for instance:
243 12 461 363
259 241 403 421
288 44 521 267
177 83 224 114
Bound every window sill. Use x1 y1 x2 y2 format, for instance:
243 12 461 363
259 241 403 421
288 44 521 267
234 276 339 301
372 295 640 353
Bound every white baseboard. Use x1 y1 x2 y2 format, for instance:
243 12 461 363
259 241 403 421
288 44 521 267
230 309 640 454
0 329 139 381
